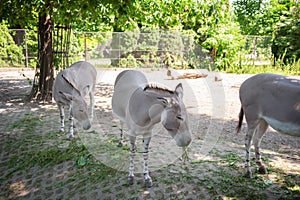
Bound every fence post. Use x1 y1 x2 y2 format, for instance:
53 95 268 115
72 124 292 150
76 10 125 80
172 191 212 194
118 32 120 67
24 29 29 67
84 32 87 61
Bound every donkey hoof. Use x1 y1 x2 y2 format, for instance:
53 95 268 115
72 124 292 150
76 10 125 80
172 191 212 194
68 135 75 140
244 171 252 178
128 176 134 185
145 178 153 188
258 166 267 174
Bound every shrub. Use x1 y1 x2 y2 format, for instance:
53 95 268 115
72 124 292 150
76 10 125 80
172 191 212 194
0 22 24 66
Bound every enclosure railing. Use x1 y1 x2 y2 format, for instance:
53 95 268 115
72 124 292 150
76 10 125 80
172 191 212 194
2 29 272 69
1 29 38 67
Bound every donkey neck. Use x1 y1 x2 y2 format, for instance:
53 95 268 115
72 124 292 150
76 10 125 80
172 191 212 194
143 83 174 97
127 86 173 129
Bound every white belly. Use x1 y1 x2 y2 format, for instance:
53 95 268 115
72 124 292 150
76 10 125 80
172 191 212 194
263 116 300 136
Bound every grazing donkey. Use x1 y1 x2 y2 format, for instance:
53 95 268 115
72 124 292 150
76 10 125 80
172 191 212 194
52 61 97 138
237 73 300 178
112 70 192 187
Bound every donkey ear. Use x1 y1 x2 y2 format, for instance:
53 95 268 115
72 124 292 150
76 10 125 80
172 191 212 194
59 91 73 101
80 85 90 97
62 69 78 89
157 97 172 108
175 83 183 99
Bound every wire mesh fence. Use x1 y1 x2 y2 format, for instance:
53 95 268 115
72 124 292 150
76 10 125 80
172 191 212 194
73 31 213 69
240 35 272 66
1 29 272 69
1 29 38 67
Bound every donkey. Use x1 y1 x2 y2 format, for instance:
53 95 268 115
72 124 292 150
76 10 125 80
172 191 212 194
112 70 192 187
237 73 300 178
52 61 97 139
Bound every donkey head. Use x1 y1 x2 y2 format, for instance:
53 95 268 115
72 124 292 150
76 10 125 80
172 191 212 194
59 90 91 130
158 83 192 147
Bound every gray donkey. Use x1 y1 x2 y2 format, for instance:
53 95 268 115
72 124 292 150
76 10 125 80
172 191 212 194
52 61 97 138
112 70 192 187
237 73 300 178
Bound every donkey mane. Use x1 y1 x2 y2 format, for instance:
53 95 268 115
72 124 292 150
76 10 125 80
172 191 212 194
143 83 174 94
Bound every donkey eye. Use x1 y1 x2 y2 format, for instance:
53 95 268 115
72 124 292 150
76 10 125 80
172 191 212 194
176 116 183 120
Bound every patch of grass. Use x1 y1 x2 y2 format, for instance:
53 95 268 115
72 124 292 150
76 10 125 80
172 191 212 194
226 63 300 76
219 151 242 169
174 151 299 199
190 160 218 165
5 140 82 172
4 137 118 182
6 113 42 133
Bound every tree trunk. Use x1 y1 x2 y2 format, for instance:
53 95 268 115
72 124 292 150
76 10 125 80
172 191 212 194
30 13 54 101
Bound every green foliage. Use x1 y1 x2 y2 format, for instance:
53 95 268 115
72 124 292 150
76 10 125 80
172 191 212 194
233 0 300 72
202 20 245 70
5 0 297 72
0 22 24 66
233 0 266 35
233 0 290 36
272 3 300 64
105 0 241 70
26 30 38 67
106 30 199 68
119 54 141 68
110 29 139 66
226 62 300 76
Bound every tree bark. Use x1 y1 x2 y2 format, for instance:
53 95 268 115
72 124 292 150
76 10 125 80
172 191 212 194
36 13 54 101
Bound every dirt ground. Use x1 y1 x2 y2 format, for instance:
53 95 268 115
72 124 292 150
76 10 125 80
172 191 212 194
0 67 299 200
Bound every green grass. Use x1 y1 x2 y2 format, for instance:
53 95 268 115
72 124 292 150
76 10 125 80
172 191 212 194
6 113 42 132
165 151 300 199
225 63 300 76
2 108 299 199
2 112 119 185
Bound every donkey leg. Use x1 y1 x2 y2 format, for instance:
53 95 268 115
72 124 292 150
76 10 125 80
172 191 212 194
89 91 95 121
143 136 152 188
69 106 75 139
58 105 65 133
128 135 136 184
244 126 256 178
118 121 125 147
253 120 269 174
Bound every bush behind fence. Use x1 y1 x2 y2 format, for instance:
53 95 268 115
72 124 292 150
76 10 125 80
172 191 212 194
1 29 272 70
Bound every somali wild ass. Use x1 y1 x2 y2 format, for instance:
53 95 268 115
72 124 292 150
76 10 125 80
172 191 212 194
112 70 192 187
237 73 300 178
52 61 97 138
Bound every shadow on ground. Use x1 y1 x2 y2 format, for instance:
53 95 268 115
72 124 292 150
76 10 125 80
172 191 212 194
0 72 299 200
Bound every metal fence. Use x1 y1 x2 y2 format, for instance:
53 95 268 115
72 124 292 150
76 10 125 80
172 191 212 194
2 29 272 69
240 35 272 66
1 29 38 67
74 31 208 69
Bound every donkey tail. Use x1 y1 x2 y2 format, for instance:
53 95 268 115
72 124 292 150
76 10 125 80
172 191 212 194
236 107 244 134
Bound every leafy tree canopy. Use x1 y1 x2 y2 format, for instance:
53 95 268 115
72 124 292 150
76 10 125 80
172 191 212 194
1 0 232 33
1 0 245 70
233 0 299 36
0 0 110 30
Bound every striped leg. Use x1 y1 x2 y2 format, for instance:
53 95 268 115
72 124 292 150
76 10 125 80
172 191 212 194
69 106 74 139
118 121 125 147
128 135 136 184
245 126 256 178
58 105 65 133
253 120 268 174
143 136 152 188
